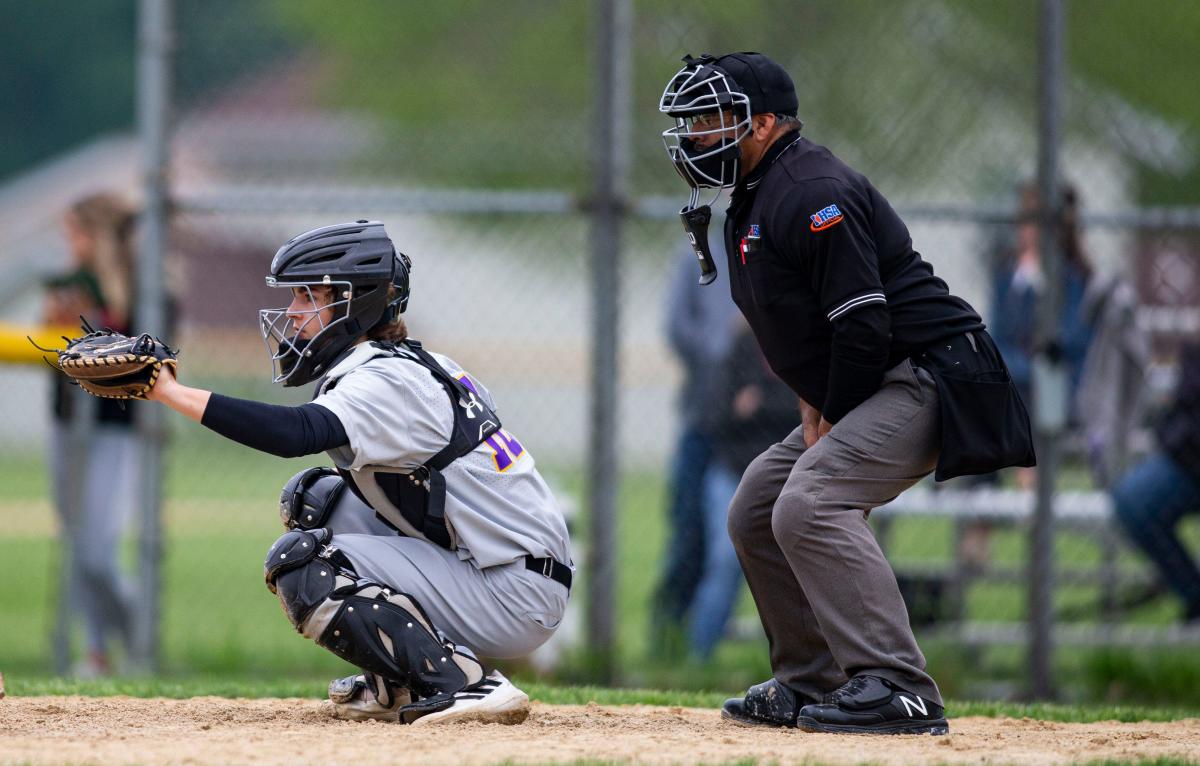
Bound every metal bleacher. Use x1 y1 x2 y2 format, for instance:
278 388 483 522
873 486 1200 647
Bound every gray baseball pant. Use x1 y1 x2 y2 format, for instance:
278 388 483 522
50 423 138 658
727 359 943 705
314 489 568 660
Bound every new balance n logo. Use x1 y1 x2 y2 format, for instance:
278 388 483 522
898 695 928 717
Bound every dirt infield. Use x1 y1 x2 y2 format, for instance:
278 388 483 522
2 696 1198 765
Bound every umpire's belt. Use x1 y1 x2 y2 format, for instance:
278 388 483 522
524 555 573 591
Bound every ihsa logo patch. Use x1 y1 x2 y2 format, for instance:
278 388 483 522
809 204 844 232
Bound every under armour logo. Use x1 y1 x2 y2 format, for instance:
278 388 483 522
460 391 483 419
898 695 928 717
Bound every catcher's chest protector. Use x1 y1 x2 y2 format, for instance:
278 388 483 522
316 340 502 549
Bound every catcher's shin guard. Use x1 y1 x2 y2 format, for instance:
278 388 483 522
264 529 484 713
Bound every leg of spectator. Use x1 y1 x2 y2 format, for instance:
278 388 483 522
49 423 81 673
688 463 747 660
74 427 139 667
1112 451 1200 619
651 425 712 644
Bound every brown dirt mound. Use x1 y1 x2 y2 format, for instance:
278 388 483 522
1 696 1198 765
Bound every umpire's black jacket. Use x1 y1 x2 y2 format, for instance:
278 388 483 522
723 132 984 423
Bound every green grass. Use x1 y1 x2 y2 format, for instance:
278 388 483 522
3 418 1200 707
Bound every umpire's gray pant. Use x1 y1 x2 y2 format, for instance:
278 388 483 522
727 359 943 705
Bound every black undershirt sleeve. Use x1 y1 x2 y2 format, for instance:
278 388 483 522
822 303 892 424
200 394 349 458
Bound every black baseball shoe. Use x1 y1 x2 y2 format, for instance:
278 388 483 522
721 678 823 728
797 675 948 735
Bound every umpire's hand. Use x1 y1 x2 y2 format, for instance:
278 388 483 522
799 398 823 449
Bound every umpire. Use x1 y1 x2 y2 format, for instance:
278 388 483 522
658 52 1034 735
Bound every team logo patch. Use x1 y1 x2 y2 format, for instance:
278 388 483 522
746 224 761 239
809 204 844 232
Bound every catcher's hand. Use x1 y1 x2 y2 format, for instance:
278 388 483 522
39 319 179 400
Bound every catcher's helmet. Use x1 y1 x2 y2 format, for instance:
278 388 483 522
258 220 411 387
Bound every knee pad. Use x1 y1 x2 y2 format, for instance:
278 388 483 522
263 529 483 700
264 528 343 627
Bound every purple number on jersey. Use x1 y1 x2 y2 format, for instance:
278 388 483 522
486 429 526 472
456 372 526 471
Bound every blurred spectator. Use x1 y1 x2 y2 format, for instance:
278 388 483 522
42 191 141 677
991 183 1094 417
961 183 1097 570
1075 274 1152 488
650 241 739 655
690 321 798 659
1112 343 1200 624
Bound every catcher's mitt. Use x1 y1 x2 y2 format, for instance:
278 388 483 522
38 319 178 400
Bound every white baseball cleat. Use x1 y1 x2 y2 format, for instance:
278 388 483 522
323 673 412 722
406 670 530 726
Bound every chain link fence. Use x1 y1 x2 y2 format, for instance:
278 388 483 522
2 0 1198 701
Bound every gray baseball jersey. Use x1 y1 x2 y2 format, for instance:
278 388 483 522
312 342 572 570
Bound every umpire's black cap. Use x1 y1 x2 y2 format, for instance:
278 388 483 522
708 52 798 117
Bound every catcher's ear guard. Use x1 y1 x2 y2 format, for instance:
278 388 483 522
680 204 718 285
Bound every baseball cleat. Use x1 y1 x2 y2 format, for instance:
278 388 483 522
323 673 412 722
402 670 530 726
796 675 949 735
720 678 821 728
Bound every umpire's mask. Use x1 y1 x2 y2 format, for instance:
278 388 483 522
659 52 799 285
660 55 752 192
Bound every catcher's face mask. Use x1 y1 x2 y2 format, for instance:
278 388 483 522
258 278 353 385
660 56 751 285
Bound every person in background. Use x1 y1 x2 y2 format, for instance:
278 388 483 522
1074 273 1151 489
1112 343 1200 624
690 321 798 660
962 183 1097 569
42 191 141 677
650 242 739 655
991 182 1094 416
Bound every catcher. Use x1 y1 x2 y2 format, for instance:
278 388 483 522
54 220 572 725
